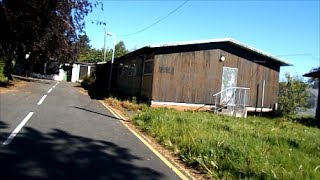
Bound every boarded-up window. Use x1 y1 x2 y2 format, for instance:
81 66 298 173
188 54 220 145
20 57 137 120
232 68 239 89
144 60 153 75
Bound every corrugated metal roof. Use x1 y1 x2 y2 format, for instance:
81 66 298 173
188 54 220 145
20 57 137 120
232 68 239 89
146 38 292 66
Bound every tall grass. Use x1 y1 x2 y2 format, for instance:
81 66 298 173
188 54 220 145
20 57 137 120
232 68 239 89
103 97 148 112
0 60 8 83
132 108 320 179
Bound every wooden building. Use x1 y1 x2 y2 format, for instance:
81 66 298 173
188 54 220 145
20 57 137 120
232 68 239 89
113 38 291 113
303 69 320 122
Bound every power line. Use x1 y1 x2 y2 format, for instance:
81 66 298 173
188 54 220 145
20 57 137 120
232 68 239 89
118 0 190 37
276 53 320 59
275 53 313 57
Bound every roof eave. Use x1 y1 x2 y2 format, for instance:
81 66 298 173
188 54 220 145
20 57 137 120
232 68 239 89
303 70 320 78
226 39 292 66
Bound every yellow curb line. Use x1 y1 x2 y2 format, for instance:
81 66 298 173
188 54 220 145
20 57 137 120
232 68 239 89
99 100 190 180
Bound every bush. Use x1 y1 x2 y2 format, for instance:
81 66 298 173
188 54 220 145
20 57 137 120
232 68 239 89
80 74 95 89
278 73 309 116
0 60 8 83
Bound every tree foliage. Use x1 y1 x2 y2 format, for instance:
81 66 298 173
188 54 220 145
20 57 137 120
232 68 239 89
78 40 129 63
0 0 104 77
77 34 91 55
78 48 104 63
114 41 129 58
278 73 309 116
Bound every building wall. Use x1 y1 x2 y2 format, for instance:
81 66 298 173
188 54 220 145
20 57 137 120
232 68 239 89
116 58 142 96
152 49 280 107
115 52 155 99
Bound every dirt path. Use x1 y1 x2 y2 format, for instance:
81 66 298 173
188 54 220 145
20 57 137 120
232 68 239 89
0 80 28 94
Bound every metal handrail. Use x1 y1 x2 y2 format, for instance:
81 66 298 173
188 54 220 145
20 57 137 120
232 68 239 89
212 87 250 114
212 87 250 97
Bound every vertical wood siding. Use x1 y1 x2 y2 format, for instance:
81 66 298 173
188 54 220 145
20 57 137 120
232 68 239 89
152 49 279 107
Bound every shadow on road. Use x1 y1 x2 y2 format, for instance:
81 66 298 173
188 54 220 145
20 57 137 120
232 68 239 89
0 121 10 140
0 126 164 180
71 106 124 121
0 121 8 129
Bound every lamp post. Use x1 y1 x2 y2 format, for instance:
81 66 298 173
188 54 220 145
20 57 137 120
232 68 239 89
103 28 106 62
107 32 116 92
107 32 116 64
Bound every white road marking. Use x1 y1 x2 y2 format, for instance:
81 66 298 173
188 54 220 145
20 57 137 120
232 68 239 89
47 88 53 93
51 82 59 89
37 95 47 105
3 112 34 145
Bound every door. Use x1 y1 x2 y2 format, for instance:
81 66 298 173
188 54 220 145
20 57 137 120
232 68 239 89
221 67 238 105
141 59 154 99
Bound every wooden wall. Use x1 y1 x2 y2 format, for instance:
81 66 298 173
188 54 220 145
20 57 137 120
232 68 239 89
115 58 142 96
114 51 154 99
152 48 280 107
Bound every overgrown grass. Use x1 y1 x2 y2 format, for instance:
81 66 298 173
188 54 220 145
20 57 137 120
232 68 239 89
103 97 148 113
0 60 8 83
132 108 320 179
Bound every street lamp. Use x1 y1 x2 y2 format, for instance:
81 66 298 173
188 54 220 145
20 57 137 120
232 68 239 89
107 32 116 64
107 32 116 92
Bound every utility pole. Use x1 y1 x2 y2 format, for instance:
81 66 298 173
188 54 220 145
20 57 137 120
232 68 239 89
107 32 116 92
103 28 106 62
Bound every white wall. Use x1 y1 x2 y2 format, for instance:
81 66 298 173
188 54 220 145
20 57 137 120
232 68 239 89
53 69 65 81
71 64 80 82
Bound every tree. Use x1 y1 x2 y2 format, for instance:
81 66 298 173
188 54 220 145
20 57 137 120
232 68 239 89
77 34 91 55
77 41 129 63
0 0 104 78
114 41 129 58
78 48 104 63
278 73 309 116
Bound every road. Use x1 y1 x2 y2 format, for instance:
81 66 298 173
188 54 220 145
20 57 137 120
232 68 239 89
0 80 180 180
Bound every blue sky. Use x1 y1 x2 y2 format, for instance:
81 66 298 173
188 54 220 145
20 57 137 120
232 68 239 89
84 0 320 81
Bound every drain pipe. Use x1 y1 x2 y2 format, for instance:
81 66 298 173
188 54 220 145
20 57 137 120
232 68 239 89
261 80 266 113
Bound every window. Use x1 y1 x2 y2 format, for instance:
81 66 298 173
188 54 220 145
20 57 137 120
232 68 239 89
143 60 153 75
119 63 137 77
128 64 137 76
118 63 124 76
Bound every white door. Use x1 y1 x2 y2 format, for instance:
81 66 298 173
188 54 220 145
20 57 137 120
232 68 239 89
221 67 238 105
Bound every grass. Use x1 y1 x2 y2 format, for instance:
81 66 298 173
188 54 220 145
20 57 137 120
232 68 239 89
0 60 8 84
103 97 148 115
132 108 320 179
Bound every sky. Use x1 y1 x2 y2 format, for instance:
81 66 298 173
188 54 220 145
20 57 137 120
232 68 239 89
84 0 320 81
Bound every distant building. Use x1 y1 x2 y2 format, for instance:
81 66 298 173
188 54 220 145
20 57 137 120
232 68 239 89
304 69 320 122
297 88 318 116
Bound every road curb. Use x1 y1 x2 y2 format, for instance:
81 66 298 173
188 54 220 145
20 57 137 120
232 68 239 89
99 100 191 180
12 75 55 83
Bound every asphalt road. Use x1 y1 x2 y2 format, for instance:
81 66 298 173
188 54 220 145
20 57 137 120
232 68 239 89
0 80 179 180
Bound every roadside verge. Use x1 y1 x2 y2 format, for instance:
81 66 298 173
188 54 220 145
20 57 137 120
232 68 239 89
99 100 195 180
